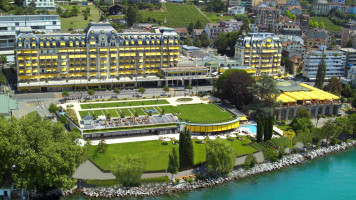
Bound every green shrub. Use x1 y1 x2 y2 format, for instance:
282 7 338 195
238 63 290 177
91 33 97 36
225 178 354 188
141 176 169 184
263 148 279 162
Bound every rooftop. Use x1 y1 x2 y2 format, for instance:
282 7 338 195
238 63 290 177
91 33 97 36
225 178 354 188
0 93 18 115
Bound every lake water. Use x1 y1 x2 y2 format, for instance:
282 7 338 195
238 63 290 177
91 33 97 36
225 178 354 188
64 147 356 200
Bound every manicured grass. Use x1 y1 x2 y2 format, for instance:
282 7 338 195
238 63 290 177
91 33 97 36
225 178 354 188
277 125 292 132
79 103 235 123
174 104 234 123
89 137 256 171
310 17 343 33
80 99 169 109
139 3 209 28
57 5 100 31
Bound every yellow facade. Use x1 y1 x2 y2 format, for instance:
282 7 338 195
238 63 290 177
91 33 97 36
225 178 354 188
186 121 239 133
15 23 180 87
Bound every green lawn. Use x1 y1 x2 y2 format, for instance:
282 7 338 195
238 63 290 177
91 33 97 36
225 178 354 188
57 5 100 31
79 103 235 123
139 3 209 28
277 125 292 132
174 104 234 123
80 99 169 109
89 137 256 171
310 17 343 33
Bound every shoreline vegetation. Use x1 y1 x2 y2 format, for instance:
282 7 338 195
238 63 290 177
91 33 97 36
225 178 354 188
62 140 356 198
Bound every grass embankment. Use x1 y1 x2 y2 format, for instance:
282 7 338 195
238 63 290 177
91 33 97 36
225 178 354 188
204 12 234 23
56 5 100 31
79 103 235 124
89 137 257 171
310 17 343 33
80 99 170 109
139 3 209 28
277 125 292 132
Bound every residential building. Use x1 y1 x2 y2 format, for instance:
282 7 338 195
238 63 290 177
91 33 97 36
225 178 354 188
341 21 356 47
108 4 124 16
227 6 245 15
289 55 303 74
286 0 300 6
340 48 356 72
191 29 204 40
302 50 346 80
15 22 181 92
235 32 283 76
288 5 302 15
251 4 280 29
312 0 329 14
23 0 55 9
0 93 18 118
0 15 60 63
283 40 306 58
204 20 243 41
274 22 301 35
305 28 331 47
228 0 241 7
305 38 327 48
174 28 188 39
343 65 356 87
332 0 345 4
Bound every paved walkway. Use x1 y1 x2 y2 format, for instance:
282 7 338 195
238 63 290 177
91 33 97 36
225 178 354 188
73 160 115 180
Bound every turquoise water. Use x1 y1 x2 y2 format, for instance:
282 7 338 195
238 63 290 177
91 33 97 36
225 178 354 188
240 125 257 134
65 148 356 200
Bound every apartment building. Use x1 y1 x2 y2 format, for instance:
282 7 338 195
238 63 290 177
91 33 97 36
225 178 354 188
303 50 346 80
23 0 55 9
340 48 356 72
15 23 180 92
204 20 243 41
234 32 283 76
0 15 60 63
251 4 280 29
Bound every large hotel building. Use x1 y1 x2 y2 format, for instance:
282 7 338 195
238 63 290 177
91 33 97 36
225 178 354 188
15 22 183 92
234 33 283 76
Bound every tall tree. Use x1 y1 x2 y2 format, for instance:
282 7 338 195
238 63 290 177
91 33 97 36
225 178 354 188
179 131 193 170
315 53 326 89
346 39 354 48
126 5 139 27
194 20 202 29
167 147 179 179
206 139 236 175
216 69 255 108
325 77 342 96
111 155 145 186
0 112 86 194
200 33 210 48
256 115 263 142
187 23 194 35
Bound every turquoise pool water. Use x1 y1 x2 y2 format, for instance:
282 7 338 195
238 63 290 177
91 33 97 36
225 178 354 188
64 147 356 200
240 125 257 134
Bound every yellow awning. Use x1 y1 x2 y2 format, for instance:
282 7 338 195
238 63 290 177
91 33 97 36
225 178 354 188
100 48 108 52
90 41 96 45
90 55 96 58
111 54 117 58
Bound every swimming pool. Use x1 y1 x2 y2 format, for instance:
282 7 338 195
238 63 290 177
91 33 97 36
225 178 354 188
240 125 257 134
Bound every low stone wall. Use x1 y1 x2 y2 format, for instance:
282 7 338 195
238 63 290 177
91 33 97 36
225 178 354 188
63 140 356 198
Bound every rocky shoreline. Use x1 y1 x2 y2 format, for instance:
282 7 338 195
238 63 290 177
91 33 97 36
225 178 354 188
63 140 356 198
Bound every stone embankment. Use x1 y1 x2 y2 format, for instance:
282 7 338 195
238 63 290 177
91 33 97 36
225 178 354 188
65 140 356 198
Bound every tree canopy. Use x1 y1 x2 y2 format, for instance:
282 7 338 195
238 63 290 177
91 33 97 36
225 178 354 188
111 155 145 186
167 147 179 178
315 53 326 89
205 139 236 175
324 77 342 96
179 131 194 170
126 5 140 27
0 112 86 194
216 69 255 108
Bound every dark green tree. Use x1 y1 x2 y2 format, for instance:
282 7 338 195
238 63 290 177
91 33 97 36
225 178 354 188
200 33 210 48
48 103 58 114
315 53 326 89
179 131 194 170
126 5 139 27
325 77 342 96
167 147 179 179
257 113 265 142
187 23 194 35
194 20 202 29
346 39 354 48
